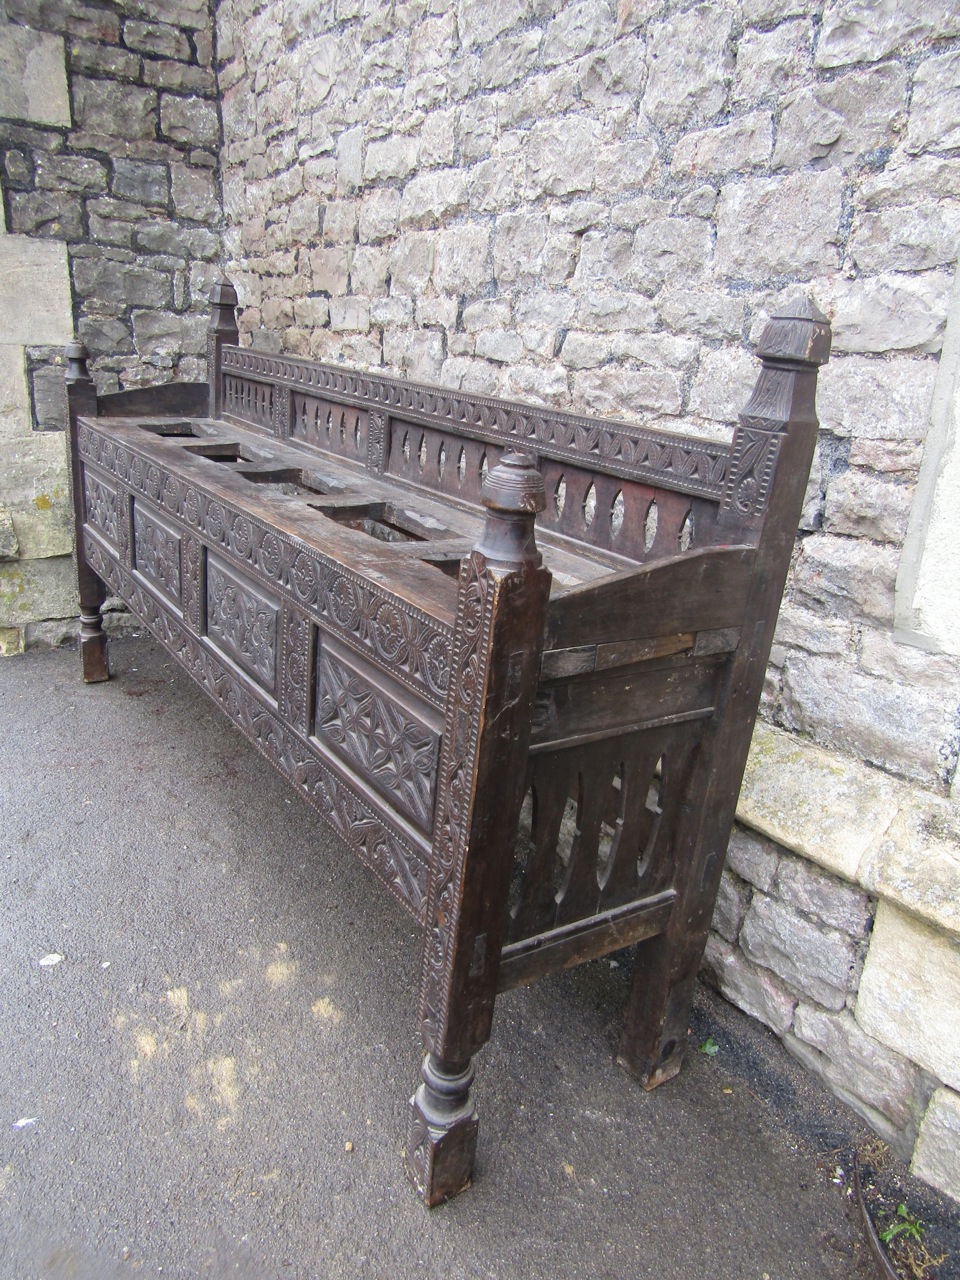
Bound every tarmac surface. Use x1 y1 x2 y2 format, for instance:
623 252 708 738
0 636 948 1280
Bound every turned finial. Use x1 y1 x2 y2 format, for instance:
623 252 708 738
757 301 831 368
477 450 546 570
64 340 92 385
208 280 239 338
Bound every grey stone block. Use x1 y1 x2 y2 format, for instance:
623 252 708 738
740 893 861 1009
123 19 192 60
31 366 67 432
10 191 84 240
0 27 70 127
160 94 219 147
912 1087 960 1202
712 870 750 943
112 159 170 207
35 154 108 194
772 853 872 937
702 934 797 1035
72 78 158 141
71 256 172 310
725 825 780 892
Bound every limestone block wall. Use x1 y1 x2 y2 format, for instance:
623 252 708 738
0 0 222 650
213 0 960 1198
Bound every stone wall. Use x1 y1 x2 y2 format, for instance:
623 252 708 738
212 0 960 1199
0 0 222 651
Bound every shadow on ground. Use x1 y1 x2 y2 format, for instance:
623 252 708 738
1 638 955 1280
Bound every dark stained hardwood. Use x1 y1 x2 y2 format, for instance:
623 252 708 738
64 283 831 1205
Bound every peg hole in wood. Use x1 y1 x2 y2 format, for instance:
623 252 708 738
637 760 664 882
553 776 583 903
438 441 446 480
402 431 410 462
354 417 361 451
457 446 466 486
418 434 427 471
480 452 489 486
510 785 536 918
597 762 625 889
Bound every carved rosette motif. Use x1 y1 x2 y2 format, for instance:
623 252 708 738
133 504 182 604
279 603 311 735
220 346 731 500
418 554 495 1051
78 426 452 707
83 535 430 920
315 649 439 830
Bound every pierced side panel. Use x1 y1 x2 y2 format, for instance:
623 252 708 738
222 373 276 434
290 391 368 465
508 724 703 944
385 418 499 506
537 458 720 562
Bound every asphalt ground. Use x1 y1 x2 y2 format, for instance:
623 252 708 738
0 636 955 1280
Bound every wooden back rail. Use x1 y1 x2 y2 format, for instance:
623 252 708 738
64 283 831 1206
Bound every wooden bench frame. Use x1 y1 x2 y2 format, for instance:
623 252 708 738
64 285 830 1205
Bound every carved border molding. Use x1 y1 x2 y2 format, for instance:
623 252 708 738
418 553 495 1051
84 533 430 922
221 347 732 501
78 423 453 709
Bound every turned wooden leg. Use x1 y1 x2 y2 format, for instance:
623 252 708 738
405 1055 478 1207
79 587 109 684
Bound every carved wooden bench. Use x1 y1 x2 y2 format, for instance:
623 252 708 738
65 285 830 1205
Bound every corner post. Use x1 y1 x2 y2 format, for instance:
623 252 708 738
406 451 551 1206
619 304 831 1088
63 341 109 683
207 280 239 420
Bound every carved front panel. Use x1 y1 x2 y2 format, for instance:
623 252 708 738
315 647 439 830
83 470 120 547
83 536 430 921
206 552 280 694
132 501 182 605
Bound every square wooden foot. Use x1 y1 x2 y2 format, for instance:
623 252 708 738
404 1056 478 1207
80 632 109 683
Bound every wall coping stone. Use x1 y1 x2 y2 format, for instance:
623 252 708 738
739 723 959 941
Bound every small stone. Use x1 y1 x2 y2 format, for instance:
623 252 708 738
132 309 207 358
715 170 843 281
702 934 797 1035
857 901 960 1092
171 164 219 223
383 329 443 381
912 1087 960 1202
457 0 529 49
726 825 780 892
31 366 67 432
72 78 158 141
69 39 141 80
576 292 657 333
364 134 419 182
500 363 570 407
350 246 389 296
0 555 76 628
142 60 217 94
851 200 960 273
610 332 700 369
358 189 400 244
398 170 467 229
160 94 219 147
908 50 960 155
329 297 370 333
572 366 682 417
474 330 524 364
123 19 191 59
71 256 172 311
479 29 540 90
10 191 83 240
439 357 500 396
0 508 19 560
35 154 107 194
336 127 364 195
791 533 898 624
462 300 511 333
824 469 912 543
433 225 492 295
544 0 616 67
525 117 597 199
774 603 854 657
740 893 861 1009
370 297 413 328
687 345 757 424
112 159 170 207
642 5 734 131
0 236 73 345
672 113 773 178
712 869 750 943
0 27 70 127
780 652 955 783
773 854 872 936
493 212 549 286
388 233 435 295
0 347 31 436
817 0 960 70
732 21 813 105
772 64 907 170
560 332 610 370
658 289 745 339
632 218 713 291
308 247 351 295
816 355 936 441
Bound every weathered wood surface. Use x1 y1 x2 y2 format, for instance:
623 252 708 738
65 282 830 1205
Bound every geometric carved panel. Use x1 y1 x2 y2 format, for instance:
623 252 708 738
206 551 279 694
315 646 439 831
132 500 181 605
